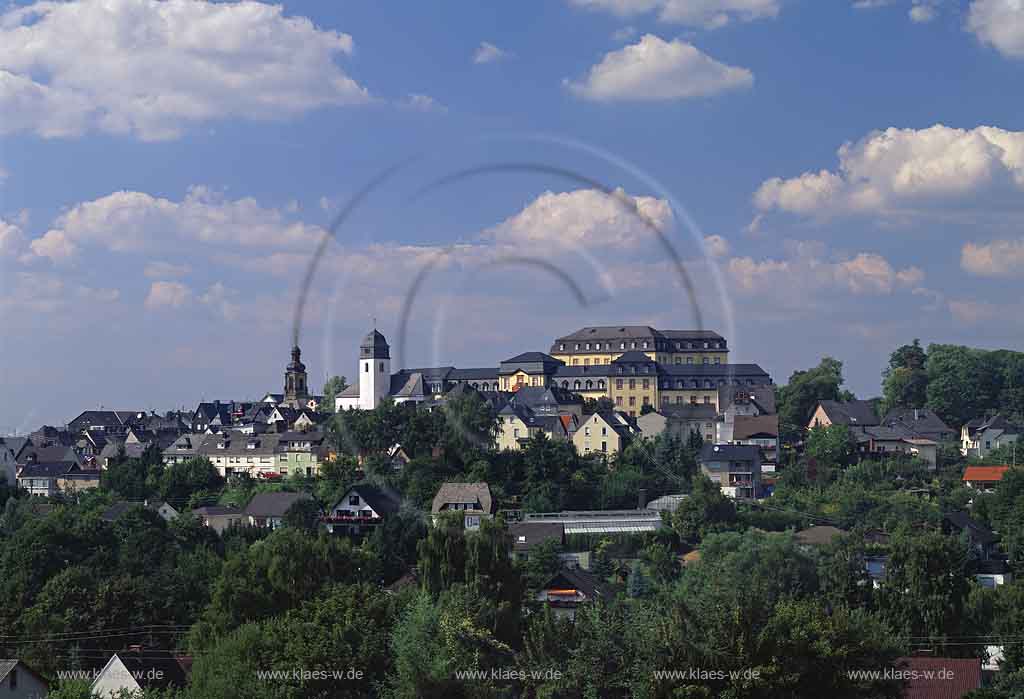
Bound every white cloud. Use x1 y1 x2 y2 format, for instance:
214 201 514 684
144 280 192 310
144 261 191 279
909 2 938 22
853 0 895 8
727 243 924 300
703 234 731 258
612 26 638 40
961 237 1024 277
473 42 509 64
568 0 780 29
199 282 240 321
754 124 1024 218
0 219 27 257
949 298 999 324
486 187 674 249
400 93 448 113
565 34 753 102
39 186 325 257
968 0 1024 59
0 0 369 140
29 230 77 262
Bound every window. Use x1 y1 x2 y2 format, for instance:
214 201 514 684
280 454 288 461
598 380 605 389
676 396 684 403
574 381 581 390
631 342 637 349
674 357 681 364
615 396 623 405
560 344 565 351
642 341 648 349
573 359 579 365
586 380 593 389
514 428 520 438
585 343 590 350
687 357 694 364
629 379 636 389
364 362 369 373
379 361 384 372
601 441 608 452
642 379 649 389
629 396 636 407
585 427 591 436
620 342 625 349
643 396 650 405
702 357 709 365
704 396 711 404
714 357 721 365
584 358 590 366
602 426 607 435
575 343 580 350
9 669 16 690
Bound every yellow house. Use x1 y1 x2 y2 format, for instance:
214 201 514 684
572 411 637 457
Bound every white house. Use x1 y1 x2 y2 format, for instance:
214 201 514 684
961 414 1020 458
0 659 48 699
91 651 189 698
323 483 401 535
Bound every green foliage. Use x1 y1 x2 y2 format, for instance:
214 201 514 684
159 457 223 507
925 343 1024 427
281 496 321 532
670 474 737 545
776 357 853 444
805 424 857 469
881 339 929 413
321 375 348 414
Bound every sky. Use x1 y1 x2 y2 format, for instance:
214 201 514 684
2 0 1024 432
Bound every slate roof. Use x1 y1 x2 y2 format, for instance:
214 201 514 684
897 657 980 699
699 443 760 462
335 482 402 516
815 400 880 426
449 367 500 380
719 385 777 414
659 404 718 420
18 444 80 466
554 325 723 343
509 521 565 552
192 505 242 517
660 363 771 378
541 567 614 601
1 437 29 460
111 650 190 690
244 491 315 518
18 461 77 478
612 350 656 364
0 659 47 688
432 482 493 515
882 408 954 441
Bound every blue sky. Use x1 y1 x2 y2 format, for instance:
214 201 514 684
2 0 1023 431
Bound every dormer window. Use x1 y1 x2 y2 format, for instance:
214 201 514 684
642 341 648 349
560 344 565 351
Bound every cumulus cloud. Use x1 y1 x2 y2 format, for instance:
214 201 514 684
29 230 77 262
754 124 1024 218
144 280 192 310
37 186 325 258
565 34 753 102
568 0 780 29
961 237 1024 277
0 0 369 140
968 0 1024 59
909 2 938 22
0 220 27 257
485 187 674 249
199 282 241 321
727 243 924 300
473 42 510 64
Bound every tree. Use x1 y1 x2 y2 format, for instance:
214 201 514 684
805 424 857 470
282 497 321 532
626 560 649 598
882 340 928 413
321 375 348 414
159 457 223 506
777 357 852 445
671 474 737 545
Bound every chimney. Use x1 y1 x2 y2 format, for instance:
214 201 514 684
638 488 647 510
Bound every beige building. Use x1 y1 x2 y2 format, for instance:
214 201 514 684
572 411 638 456
550 326 728 367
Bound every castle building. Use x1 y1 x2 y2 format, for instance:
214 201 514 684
335 326 771 417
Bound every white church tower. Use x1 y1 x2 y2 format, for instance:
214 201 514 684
358 329 391 410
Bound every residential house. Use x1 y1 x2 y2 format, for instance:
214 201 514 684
56 469 100 494
942 511 1012 587
387 444 412 470
725 414 780 471
637 404 716 443
0 659 49 698
571 410 637 456
323 483 402 534
536 566 614 620
431 482 495 530
191 505 243 534
91 649 190 699
881 408 955 443
850 426 938 468
190 401 233 433
699 443 761 499
497 403 575 450
68 410 140 437
718 385 776 416
102 501 179 523
162 433 209 465
274 431 326 477
177 430 327 478
508 521 565 560
961 414 1021 458
807 400 879 430
16 445 80 470
962 465 1010 491
243 491 315 529
17 462 81 497
896 657 980 699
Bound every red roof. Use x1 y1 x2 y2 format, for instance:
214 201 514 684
962 465 1009 483
898 657 981 699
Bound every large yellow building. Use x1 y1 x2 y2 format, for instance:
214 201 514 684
550 326 728 367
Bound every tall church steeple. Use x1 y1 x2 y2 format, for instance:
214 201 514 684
284 345 308 405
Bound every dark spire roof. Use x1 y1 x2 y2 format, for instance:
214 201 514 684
360 329 390 359
287 345 306 372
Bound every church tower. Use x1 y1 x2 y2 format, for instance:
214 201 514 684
358 329 390 410
284 345 309 406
